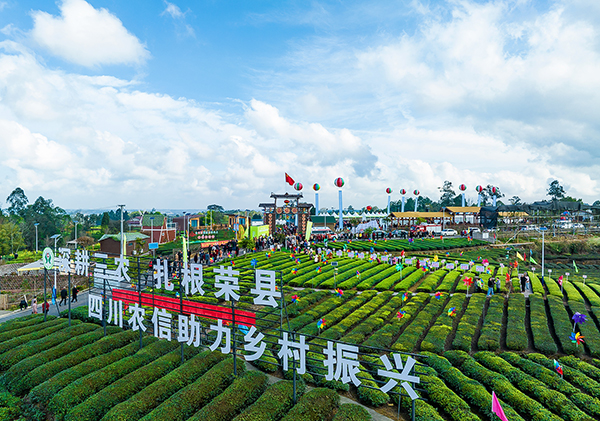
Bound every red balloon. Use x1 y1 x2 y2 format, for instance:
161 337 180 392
476 185 483 193
385 187 392 194
491 186 498 194
459 184 466 191
366 206 372 211
294 182 303 191
400 189 406 195
334 177 345 188
413 190 420 196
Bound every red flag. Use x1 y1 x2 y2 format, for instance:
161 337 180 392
492 391 509 421
285 173 295 185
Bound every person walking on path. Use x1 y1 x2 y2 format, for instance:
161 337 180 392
71 286 78 302
42 300 49 315
59 288 68 306
487 277 495 297
31 298 37 314
19 299 27 311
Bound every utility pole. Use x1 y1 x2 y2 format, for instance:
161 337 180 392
118 205 126 258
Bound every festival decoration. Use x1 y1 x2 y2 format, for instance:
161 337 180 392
395 264 402 272
435 292 442 300
463 277 473 287
366 206 372 212
316 266 322 273
572 312 587 326
459 184 467 206
386 187 392 194
335 177 344 230
356 270 361 279
294 182 303 191
570 332 584 346
398 189 407 212
491 186 498 206
402 292 409 302
291 268 297 275
239 325 250 335
448 307 456 317
312 183 321 215
291 294 299 304
553 359 563 376
335 288 343 297
317 318 326 330
397 310 406 319
313 183 320 191
413 190 420 212
476 185 483 206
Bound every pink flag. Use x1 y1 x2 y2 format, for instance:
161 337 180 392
492 391 508 421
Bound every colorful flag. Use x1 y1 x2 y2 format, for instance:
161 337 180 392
285 173 295 185
573 260 579 273
492 391 509 421
558 275 563 286
516 252 524 261
553 359 563 376
530 256 538 265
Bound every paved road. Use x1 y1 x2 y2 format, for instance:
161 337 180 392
0 289 90 324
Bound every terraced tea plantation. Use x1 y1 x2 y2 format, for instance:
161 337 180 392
314 237 487 252
3 249 600 421
0 315 369 421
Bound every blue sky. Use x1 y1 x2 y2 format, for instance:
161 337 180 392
0 0 599 211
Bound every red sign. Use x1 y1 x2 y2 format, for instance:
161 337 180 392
112 289 256 327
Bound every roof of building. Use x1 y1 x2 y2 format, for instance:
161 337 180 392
444 206 481 214
389 211 451 218
141 215 166 226
99 232 150 242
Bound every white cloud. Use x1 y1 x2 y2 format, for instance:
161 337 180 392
1 1 600 209
161 1 195 38
30 0 149 67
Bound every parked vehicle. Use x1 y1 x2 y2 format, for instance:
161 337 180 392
441 229 458 236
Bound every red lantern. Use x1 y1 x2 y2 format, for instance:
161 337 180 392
334 177 344 188
366 206 372 211
459 184 466 191
400 189 406 195
413 190 420 195
385 187 392 194
294 182 303 191
476 185 483 193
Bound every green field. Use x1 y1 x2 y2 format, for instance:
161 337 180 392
2 248 600 420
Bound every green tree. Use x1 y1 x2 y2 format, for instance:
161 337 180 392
20 196 67 250
547 180 566 200
101 212 110 233
509 196 522 205
6 187 28 217
0 222 25 255
438 181 456 207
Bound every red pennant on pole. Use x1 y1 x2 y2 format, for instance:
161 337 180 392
285 173 295 186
